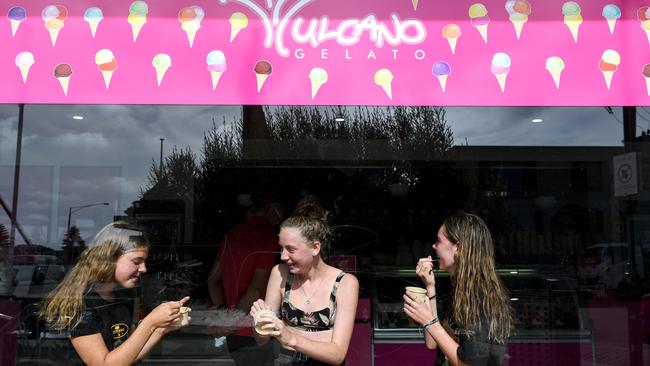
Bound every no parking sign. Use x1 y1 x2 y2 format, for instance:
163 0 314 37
613 152 638 197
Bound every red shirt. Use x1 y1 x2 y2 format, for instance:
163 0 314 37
216 215 277 308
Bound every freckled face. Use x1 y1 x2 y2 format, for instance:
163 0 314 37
432 226 458 273
114 248 148 288
278 227 315 274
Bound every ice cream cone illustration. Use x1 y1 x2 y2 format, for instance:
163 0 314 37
442 24 461 54
638 7 650 44
374 69 394 99
412 0 419 11
207 50 227 90
95 49 118 90
308 67 328 99
179 6 205 47
128 1 148 42
152 54 171 86
84 7 103 38
54 63 72 95
15 52 34 83
505 1 531 39
598 49 620 89
42 5 68 46
254 60 272 92
8 7 26 37
432 61 451 93
602 4 621 35
491 52 511 92
643 64 650 96
229 12 249 42
545 56 565 89
562 2 582 43
469 3 490 43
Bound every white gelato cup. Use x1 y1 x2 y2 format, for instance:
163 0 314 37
172 306 190 327
405 286 428 300
253 309 276 335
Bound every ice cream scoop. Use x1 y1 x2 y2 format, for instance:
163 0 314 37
207 50 227 90
95 49 118 89
254 60 273 93
42 5 67 47
152 53 172 86
128 1 148 42
602 4 621 34
308 67 328 99
441 24 461 54
491 52 511 92
54 63 72 95
562 1 582 43
178 6 205 47
7 6 26 37
638 7 650 44
643 63 650 96
468 3 490 43
374 68 394 99
598 49 620 89
15 51 34 83
432 61 451 92
505 0 531 39
545 56 565 89
229 12 248 42
84 7 103 38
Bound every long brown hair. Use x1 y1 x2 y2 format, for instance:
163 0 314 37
443 212 514 343
39 221 149 330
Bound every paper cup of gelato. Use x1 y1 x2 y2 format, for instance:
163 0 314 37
173 306 190 327
253 309 277 335
405 286 428 300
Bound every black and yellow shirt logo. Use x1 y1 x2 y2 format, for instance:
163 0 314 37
111 323 129 339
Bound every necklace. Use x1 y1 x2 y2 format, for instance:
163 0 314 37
299 275 324 305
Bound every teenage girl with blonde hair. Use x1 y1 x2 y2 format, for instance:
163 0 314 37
40 221 189 365
250 196 359 365
404 212 514 366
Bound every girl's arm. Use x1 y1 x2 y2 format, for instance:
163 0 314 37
71 316 158 366
271 274 359 365
403 295 468 366
71 297 188 366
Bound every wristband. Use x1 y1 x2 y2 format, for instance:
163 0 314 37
421 317 439 331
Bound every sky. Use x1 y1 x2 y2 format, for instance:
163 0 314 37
0 104 629 247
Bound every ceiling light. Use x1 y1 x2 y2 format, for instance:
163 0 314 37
531 118 543 123
72 115 84 120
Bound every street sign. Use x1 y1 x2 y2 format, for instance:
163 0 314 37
613 152 638 197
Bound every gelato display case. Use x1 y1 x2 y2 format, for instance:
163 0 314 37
370 266 595 366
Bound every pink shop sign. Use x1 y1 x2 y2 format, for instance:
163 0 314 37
3 0 650 106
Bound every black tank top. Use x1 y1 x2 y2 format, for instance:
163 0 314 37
281 271 346 332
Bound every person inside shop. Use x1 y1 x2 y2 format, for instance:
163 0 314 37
39 221 190 365
250 195 359 366
206 192 285 365
403 212 514 366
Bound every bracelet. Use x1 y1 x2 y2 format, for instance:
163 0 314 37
428 294 436 300
421 317 439 330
